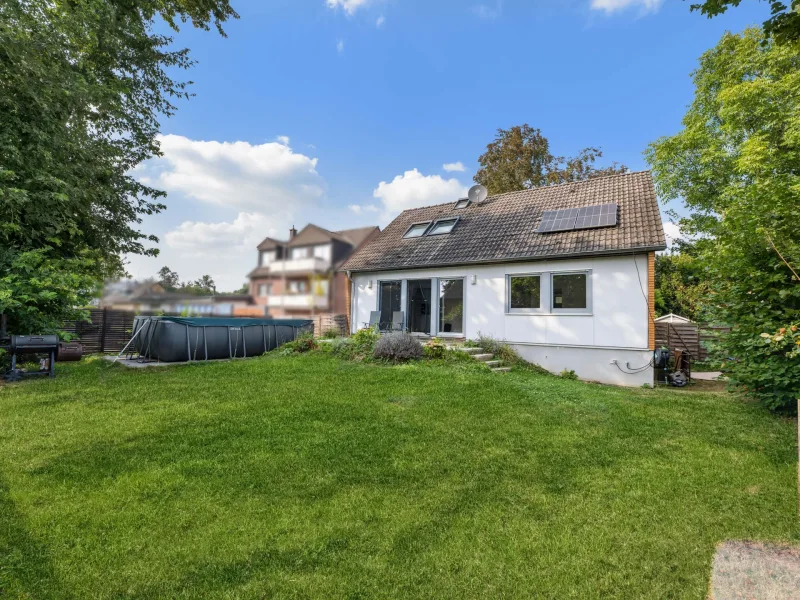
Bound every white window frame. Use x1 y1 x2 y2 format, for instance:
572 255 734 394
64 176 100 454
505 273 546 314
550 270 592 314
313 244 331 261
505 269 592 315
454 198 470 209
290 247 309 259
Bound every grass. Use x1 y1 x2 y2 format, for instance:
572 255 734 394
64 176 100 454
0 354 798 599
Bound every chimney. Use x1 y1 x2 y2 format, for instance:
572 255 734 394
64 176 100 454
289 226 297 239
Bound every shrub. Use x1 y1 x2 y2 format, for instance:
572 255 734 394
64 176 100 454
321 328 341 339
279 332 317 355
373 332 423 362
332 328 379 361
560 369 578 380
423 337 446 360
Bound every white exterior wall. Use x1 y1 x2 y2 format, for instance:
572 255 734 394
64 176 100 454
350 254 654 387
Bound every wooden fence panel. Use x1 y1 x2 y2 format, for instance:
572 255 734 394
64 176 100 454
655 322 730 361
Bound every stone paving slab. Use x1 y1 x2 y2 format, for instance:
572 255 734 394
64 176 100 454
710 541 800 599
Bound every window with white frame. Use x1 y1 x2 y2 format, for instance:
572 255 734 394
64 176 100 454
288 280 307 294
507 275 542 312
290 247 309 259
260 250 276 265
257 283 272 297
313 244 331 261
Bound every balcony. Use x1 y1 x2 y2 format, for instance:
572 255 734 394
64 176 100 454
267 257 329 275
267 294 329 309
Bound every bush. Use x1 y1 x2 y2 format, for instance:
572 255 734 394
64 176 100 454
321 328 341 339
331 328 379 361
423 337 446 360
279 332 317 355
373 332 423 362
560 369 578 380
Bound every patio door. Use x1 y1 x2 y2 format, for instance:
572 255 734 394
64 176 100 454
378 281 401 329
438 278 464 335
406 279 432 334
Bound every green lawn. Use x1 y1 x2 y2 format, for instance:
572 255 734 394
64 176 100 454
1 354 797 599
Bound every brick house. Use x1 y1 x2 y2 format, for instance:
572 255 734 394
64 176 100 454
248 224 379 317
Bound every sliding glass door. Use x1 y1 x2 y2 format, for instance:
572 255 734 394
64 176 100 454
406 279 432 333
378 281 401 329
438 278 464 335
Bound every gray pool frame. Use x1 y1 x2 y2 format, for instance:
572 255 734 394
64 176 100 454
129 316 314 363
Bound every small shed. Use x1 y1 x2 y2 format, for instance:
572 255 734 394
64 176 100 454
655 315 704 361
654 313 694 324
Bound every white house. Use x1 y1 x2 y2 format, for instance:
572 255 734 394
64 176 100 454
341 171 667 386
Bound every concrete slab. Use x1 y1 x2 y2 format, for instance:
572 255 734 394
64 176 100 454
710 540 800 600
693 371 724 381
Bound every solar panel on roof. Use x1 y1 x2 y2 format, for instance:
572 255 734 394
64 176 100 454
537 203 618 233
574 203 617 230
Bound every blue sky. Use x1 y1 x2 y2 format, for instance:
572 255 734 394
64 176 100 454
127 0 768 290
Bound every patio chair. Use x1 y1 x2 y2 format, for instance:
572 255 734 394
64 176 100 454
391 311 404 332
362 311 380 330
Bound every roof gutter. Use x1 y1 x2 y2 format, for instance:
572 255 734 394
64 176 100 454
340 244 667 274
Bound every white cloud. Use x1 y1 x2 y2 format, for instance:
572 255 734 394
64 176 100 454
471 1 502 19
443 161 466 172
373 169 467 222
326 0 370 15
151 134 324 214
590 0 663 14
348 203 379 214
337 39 345 54
129 135 326 290
376 15 385 27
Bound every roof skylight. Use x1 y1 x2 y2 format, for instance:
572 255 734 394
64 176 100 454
454 198 470 209
428 218 459 235
403 222 431 238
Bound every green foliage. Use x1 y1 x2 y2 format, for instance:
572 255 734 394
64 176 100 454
423 337 447 360
158 267 216 295
560 369 578 380
654 245 711 321
474 124 627 194
321 328 342 339
474 334 551 375
0 0 235 333
0 248 99 334
646 28 800 412
332 328 379 361
373 332 423 362
278 332 318 355
688 0 800 45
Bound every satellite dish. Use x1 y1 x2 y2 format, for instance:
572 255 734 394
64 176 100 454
468 184 488 204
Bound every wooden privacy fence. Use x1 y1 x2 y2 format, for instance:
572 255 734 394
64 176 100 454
63 308 135 354
655 322 730 362
64 309 351 354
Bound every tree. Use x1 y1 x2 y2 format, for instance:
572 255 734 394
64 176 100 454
0 0 237 333
192 275 216 294
474 125 627 194
688 1 800 45
654 244 711 321
646 28 800 412
158 267 180 290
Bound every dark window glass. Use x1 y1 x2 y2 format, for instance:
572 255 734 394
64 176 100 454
509 276 540 310
552 274 587 309
379 281 401 327
404 223 430 238
439 279 463 333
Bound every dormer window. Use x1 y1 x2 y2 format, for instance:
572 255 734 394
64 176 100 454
454 198 470 210
428 217 459 235
403 222 431 239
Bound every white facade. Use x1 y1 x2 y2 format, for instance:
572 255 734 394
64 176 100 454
350 253 655 387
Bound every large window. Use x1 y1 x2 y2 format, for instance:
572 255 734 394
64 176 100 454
290 247 309 259
313 244 331 261
508 275 541 312
552 273 588 310
439 279 464 334
379 281 402 328
260 250 275 265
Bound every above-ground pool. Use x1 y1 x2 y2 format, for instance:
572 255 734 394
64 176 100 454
130 316 314 362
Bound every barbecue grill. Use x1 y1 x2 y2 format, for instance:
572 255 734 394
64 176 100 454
1 315 82 381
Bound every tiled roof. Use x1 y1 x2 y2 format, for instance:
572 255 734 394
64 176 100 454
334 226 380 248
341 170 666 273
257 237 284 251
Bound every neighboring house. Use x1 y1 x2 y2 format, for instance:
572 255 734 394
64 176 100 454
101 281 255 315
341 171 667 386
248 224 380 317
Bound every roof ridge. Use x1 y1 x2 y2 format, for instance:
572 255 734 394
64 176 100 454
389 170 651 215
